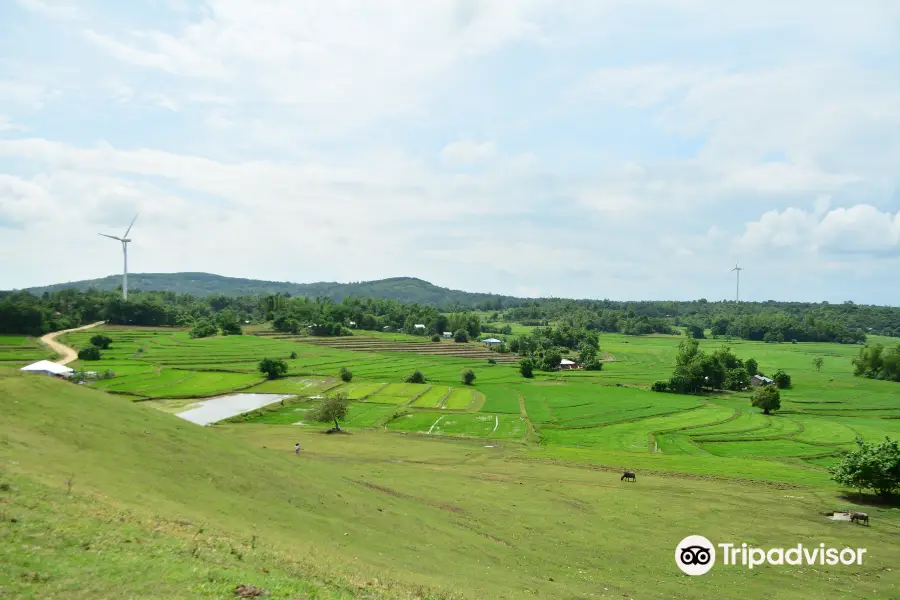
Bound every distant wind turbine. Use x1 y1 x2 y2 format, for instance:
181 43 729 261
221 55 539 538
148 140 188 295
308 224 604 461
99 214 138 301
730 261 743 302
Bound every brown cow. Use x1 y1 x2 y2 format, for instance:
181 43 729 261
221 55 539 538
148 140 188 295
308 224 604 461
850 511 869 526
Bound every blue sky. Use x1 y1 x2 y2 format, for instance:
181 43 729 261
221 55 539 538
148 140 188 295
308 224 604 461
1 0 899 304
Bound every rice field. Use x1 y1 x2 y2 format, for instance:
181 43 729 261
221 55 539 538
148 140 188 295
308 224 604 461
52 324 900 481
0 335 56 366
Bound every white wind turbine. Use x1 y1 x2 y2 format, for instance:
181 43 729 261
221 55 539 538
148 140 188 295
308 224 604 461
99 214 139 301
730 261 743 302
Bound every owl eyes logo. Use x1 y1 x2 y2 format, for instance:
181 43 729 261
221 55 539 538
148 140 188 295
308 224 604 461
680 545 712 565
676 536 716 575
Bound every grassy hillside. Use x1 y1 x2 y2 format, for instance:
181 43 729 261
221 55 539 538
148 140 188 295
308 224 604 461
3 369 900 599
22 272 517 307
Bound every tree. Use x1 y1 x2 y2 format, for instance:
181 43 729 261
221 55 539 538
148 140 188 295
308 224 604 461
519 358 535 378
189 318 218 339
773 369 792 389
751 385 781 415
258 358 288 380
745 358 759 377
454 329 469 343
461 369 476 385
339 367 352 382
651 381 668 392
306 392 351 431
539 349 562 372
830 436 900 497
405 369 426 384
90 334 113 349
77 346 101 361
290 351 298 359
431 334 441 342
813 357 824 372
724 367 750 391
685 324 705 339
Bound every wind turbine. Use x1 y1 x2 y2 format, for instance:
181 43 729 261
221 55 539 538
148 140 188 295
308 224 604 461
99 214 138 301
730 261 743 302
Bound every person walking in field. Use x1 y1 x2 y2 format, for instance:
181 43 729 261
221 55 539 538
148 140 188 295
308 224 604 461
295 442 301 454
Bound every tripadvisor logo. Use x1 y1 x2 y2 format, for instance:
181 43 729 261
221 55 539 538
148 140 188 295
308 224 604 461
675 536 867 576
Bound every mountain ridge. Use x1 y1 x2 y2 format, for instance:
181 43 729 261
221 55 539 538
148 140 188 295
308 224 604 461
20 272 520 308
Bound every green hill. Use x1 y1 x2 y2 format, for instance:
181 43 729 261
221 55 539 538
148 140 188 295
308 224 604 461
3 368 899 599
22 272 517 308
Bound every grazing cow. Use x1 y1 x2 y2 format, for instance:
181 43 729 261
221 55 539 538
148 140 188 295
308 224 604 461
850 511 869 526
621 471 636 482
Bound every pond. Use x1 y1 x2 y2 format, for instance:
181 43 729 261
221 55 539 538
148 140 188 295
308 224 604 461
176 393 293 425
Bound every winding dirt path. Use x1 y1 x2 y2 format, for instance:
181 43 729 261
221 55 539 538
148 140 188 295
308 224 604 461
40 321 105 365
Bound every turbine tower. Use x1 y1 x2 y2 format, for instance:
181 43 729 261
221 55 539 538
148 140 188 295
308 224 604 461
99 214 138 301
730 261 743 302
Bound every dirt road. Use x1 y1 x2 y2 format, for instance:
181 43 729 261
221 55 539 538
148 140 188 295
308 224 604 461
40 321 105 365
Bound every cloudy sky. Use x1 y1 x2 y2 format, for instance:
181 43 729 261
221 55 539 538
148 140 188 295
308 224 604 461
1 1 899 303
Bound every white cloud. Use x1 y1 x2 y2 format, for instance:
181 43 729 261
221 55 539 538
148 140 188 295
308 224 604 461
737 204 900 257
440 140 498 166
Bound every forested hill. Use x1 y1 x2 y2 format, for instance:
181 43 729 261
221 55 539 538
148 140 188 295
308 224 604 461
22 272 518 309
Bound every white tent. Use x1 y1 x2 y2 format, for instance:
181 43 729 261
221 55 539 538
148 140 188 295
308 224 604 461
20 360 74 377
559 359 576 366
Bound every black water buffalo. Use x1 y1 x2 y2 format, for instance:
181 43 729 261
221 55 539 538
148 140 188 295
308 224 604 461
621 471 636 482
850 511 869 526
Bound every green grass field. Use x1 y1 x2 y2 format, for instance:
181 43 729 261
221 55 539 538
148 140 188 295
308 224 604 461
3 369 899 600
7 324 900 598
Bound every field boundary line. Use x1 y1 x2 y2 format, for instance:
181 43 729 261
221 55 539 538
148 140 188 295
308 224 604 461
426 415 445 434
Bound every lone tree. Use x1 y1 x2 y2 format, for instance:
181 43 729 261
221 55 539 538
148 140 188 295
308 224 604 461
519 358 535 379
90 334 113 349
813 357 824 372
773 369 792 389
339 367 353 382
306 392 351 432
461 369 476 385
454 329 469 343
406 369 426 384
78 346 101 361
751 385 781 415
831 436 900 497
258 358 288 380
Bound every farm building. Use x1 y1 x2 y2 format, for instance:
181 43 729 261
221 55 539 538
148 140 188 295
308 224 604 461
750 375 774 386
443 332 452 339
20 360 74 378
414 324 426 331
482 338 502 348
559 358 577 370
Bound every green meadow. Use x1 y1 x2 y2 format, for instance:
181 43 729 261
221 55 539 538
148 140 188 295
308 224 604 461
4 325 900 598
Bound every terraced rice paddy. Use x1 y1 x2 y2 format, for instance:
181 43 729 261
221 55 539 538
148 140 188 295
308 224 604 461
51 324 900 483
0 335 56 366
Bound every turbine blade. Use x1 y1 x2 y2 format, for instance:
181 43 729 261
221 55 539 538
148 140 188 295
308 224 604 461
99 233 123 241
123 213 139 238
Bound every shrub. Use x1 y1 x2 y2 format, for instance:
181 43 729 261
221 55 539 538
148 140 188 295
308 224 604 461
405 370 426 384
78 346 101 361
90 334 112 349
461 369 476 385
454 329 469 343
258 358 288 380
487 358 497 365
830 436 900 497
773 369 792 389
189 318 218 339
431 334 441 342
583 359 603 371
339 367 353 382
289 351 297 359
651 381 668 392
751 385 781 414
519 358 534 379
